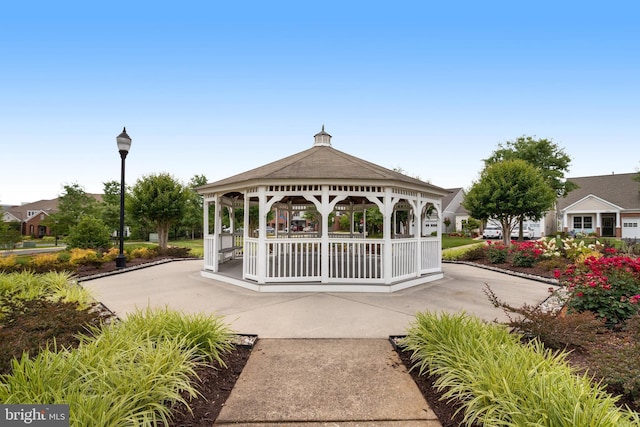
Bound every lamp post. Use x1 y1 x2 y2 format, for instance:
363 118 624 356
115 127 132 268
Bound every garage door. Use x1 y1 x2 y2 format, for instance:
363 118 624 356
622 220 640 239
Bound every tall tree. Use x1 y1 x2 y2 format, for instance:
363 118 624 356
101 180 122 234
484 136 577 197
181 174 207 239
45 183 99 236
463 160 556 245
128 173 187 250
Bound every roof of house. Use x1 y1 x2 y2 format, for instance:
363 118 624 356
199 128 449 198
4 194 103 222
557 173 640 210
6 199 59 221
442 188 462 212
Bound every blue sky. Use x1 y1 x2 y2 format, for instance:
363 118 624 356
1 1 638 206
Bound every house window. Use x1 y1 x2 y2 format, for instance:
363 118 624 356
573 217 582 229
573 216 593 229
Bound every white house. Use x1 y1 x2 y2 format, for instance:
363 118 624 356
557 172 640 239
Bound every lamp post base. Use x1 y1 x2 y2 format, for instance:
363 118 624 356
116 254 127 269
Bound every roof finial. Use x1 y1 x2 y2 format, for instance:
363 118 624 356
322 124 325 132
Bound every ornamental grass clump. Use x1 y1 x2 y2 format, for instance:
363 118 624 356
0 307 235 426
560 255 640 325
0 271 93 307
404 311 640 426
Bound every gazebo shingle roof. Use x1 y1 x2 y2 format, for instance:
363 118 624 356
204 144 444 192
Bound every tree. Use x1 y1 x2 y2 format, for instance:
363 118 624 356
484 136 577 197
128 173 187 250
181 174 207 239
0 221 21 249
463 160 556 245
484 136 577 239
45 183 100 237
100 180 122 234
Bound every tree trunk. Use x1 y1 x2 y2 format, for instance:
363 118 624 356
158 224 170 250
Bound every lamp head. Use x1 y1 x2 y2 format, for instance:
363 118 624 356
116 127 132 153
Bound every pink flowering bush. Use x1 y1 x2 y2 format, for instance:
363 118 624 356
485 240 509 264
509 241 544 267
559 255 640 325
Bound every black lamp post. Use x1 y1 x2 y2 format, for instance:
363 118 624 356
115 127 132 268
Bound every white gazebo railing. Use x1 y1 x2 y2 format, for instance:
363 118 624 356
205 234 441 286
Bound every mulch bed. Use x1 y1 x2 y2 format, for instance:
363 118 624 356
164 347 252 427
396 347 479 427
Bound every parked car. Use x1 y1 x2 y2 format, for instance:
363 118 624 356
482 226 502 239
254 226 276 235
511 226 535 240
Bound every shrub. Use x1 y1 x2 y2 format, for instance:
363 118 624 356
0 255 18 273
28 253 64 273
537 238 563 258
66 216 112 250
101 247 120 262
69 248 102 267
130 246 157 259
562 237 602 261
485 241 508 264
459 246 486 261
509 241 544 268
536 257 570 272
560 255 640 325
484 284 604 350
162 246 192 258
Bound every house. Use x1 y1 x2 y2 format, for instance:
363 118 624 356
441 188 468 233
3 194 104 238
4 199 59 238
556 172 640 239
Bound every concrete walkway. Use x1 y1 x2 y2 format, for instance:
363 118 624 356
83 260 555 426
215 339 440 426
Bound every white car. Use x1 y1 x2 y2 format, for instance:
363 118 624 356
482 226 502 239
511 226 534 240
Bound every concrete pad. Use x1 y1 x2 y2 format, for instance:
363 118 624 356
214 339 439 425
83 260 554 338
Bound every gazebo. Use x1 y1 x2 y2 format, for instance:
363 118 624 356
197 127 449 292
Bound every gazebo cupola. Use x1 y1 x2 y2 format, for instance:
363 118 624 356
313 125 332 147
197 127 449 292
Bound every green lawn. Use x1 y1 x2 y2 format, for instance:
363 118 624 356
441 235 479 249
169 236 478 257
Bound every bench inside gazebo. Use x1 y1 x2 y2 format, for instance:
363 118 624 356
197 127 449 292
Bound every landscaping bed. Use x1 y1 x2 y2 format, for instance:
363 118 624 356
3 236 640 425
